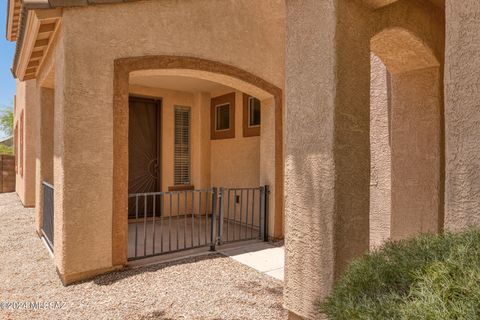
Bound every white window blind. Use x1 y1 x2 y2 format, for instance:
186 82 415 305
174 106 191 185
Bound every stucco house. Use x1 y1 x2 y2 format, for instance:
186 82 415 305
6 0 480 319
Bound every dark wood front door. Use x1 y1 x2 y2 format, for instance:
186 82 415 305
128 96 162 218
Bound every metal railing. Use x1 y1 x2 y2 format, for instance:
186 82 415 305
41 181 54 252
128 186 268 261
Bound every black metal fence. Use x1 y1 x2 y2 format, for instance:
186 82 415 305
128 186 269 261
41 181 54 252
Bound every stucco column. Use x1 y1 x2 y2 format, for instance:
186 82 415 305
34 87 54 233
53 32 119 283
15 79 37 207
370 54 391 249
260 97 277 238
444 1 480 231
284 1 370 319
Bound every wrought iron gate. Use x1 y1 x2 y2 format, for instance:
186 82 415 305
41 181 54 252
128 186 269 261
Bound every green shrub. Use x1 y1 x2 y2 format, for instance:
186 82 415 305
320 230 480 319
0 145 13 155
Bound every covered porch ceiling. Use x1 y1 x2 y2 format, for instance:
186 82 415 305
363 0 445 9
129 74 233 95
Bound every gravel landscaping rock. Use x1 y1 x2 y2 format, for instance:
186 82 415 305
0 193 286 319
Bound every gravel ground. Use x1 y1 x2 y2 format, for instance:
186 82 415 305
0 193 286 320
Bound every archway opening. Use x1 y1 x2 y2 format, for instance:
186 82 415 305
369 28 442 248
112 56 283 264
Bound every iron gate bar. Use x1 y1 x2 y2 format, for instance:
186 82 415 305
204 191 208 245
198 190 202 246
41 181 54 252
135 195 138 258
127 186 267 261
152 195 156 254
210 187 217 251
143 195 147 257
245 189 249 239
233 189 237 241
251 189 255 238
175 193 180 250
190 191 195 247
227 189 231 241
169 194 172 252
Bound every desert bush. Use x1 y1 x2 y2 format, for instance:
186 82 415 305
320 230 480 319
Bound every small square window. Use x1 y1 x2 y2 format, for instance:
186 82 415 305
248 97 261 127
242 94 261 137
216 103 231 131
211 92 235 140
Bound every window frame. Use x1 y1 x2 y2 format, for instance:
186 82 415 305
173 105 192 187
242 94 261 137
214 102 231 132
211 92 235 140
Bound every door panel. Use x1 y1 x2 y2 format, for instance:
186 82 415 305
128 97 161 218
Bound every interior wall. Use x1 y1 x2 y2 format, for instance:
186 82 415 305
390 67 441 239
370 53 391 249
193 92 211 190
210 90 260 188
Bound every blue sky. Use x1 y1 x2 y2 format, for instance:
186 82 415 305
0 2 16 110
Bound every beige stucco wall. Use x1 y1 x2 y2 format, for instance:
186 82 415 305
444 0 480 231
285 1 371 319
369 57 441 246
193 92 212 190
34 87 54 232
285 0 444 318
370 53 391 249
49 0 284 279
14 79 37 207
210 90 260 188
390 67 441 239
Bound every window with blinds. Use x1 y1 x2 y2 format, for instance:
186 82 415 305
174 106 191 185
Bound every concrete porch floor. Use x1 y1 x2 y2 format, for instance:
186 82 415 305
127 216 285 281
218 242 285 281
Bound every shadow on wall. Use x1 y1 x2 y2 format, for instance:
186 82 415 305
369 26 443 248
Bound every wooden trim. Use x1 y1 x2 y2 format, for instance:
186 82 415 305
168 185 195 192
113 55 284 267
210 92 235 140
15 9 61 81
6 0 21 41
242 93 261 137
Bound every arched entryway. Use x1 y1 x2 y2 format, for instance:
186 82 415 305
369 27 444 248
112 56 283 265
